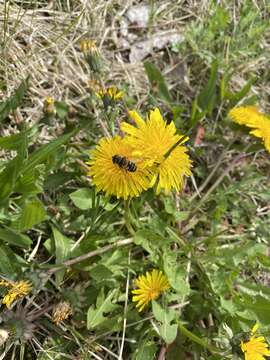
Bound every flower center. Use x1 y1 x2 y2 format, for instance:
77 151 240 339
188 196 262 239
148 288 160 300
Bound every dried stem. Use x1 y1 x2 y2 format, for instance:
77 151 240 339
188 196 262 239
47 238 133 273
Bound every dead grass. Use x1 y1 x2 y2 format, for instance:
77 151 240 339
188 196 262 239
1 0 269 127
0 1 185 122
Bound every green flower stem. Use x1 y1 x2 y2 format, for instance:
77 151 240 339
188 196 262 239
178 322 220 355
124 199 135 235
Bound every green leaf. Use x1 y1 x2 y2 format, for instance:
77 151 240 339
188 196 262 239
197 59 218 115
0 129 28 202
235 294 270 324
0 154 24 201
163 253 190 297
90 264 113 282
12 197 46 231
160 323 178 344
87 289 117 329
135 342 157 360
52 226 74 285
0 243 22 276
21 129 78 178
152 301 175 324
228 77 256 106
167 265 190 296
52 226 73 264
0 133 27 150
14 164 45 195
0 77 29 123
152 301 177 344
55 101 69 119
0 126 38 151
44 171 75 190
0 226 32 248
144 61 172 103
189 96 206 127
69 188 93 210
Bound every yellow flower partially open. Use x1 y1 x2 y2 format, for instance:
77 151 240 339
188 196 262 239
96 86 123 101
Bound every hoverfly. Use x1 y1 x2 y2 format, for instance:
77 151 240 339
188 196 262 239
112 155 137 172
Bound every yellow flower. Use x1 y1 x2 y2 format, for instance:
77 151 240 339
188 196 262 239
229 106 270 153
0 280 32 308
80 39 100 72
80 39 98 56
121 108 192 194
87 136 153 199
43 96 55 114
132 269 170 312
241 323 270 360
96 86 123 101
52 301 73 325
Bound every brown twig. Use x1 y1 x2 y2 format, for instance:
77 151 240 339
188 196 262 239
47 238 133 274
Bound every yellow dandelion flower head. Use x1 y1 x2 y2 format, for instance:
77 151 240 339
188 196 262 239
52 301 73 325
132 269 170 312
44 97 54 105
121 108 192 193
1 280 32 308
96 86 123 101
229 106 270 153
80 39 98 55
241 323 270 360
43 96 55 114
87 136 153 199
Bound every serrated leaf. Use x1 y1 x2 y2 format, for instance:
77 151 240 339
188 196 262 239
0 226 32 248
87 289 117 329
69 188 93 210
12 197 46 231
144 61 172 103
